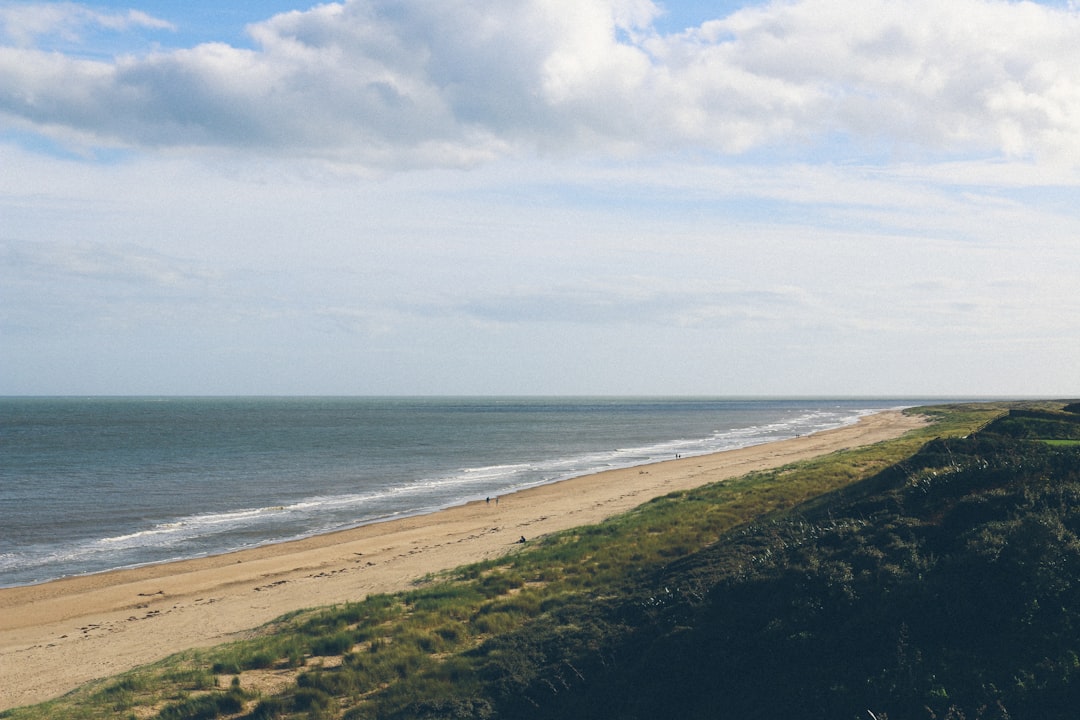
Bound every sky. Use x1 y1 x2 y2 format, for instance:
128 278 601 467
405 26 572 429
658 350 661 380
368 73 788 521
1 0 1079 397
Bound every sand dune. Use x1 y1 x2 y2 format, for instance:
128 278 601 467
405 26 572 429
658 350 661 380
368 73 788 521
0 409 925 710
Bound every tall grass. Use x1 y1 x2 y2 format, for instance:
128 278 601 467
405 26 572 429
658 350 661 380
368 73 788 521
0 404 1006 720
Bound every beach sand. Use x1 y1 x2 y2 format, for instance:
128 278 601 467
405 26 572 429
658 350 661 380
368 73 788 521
0 410 926 711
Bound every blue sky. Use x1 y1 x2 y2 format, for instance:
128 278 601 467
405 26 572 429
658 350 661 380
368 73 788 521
2 0 1080 396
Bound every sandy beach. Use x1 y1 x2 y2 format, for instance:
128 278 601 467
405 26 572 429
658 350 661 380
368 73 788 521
0 409 925 711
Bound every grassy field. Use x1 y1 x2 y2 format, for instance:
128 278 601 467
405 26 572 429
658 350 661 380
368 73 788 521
2 401 1043 720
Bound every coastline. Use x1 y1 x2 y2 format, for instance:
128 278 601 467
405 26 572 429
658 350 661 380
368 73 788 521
0 409 926 711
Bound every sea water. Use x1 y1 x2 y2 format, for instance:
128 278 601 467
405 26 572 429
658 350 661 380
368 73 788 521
0 397 940 588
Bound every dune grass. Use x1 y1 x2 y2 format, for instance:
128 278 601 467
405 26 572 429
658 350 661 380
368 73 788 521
0 403 1011 720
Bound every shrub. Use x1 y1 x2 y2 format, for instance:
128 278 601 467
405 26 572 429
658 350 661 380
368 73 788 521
210 659 241 675
294 687 334 712
311 632 354 656
155 690 244 720
234 648 278 670
243 697 289 720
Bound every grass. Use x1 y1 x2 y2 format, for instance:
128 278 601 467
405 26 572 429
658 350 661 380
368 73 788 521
0 403 1009 720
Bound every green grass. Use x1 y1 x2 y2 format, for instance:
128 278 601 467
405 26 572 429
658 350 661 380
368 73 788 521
0 403 1007 720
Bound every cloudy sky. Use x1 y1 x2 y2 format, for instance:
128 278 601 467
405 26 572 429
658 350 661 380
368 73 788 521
2 0 1079 397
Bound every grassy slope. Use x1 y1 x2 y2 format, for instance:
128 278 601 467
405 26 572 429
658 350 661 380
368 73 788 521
3 402 1057 720
487 402 1080 720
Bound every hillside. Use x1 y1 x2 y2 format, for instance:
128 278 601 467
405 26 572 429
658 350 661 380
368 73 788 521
8 402 1080 720
494 404 1080 720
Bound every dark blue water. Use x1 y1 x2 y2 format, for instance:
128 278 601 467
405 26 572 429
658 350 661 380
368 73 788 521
0 397 936 587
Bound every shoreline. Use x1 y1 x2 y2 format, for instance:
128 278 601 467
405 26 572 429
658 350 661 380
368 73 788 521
0 409 926 711
0 408 885 593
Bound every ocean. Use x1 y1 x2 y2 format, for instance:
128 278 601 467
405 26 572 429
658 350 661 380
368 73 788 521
0 397 939 588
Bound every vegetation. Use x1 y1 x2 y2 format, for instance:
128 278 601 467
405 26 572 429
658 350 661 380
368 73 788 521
9 401 1080 719
503 404 1080 719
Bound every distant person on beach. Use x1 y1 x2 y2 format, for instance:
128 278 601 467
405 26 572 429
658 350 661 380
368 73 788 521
518 536 526 544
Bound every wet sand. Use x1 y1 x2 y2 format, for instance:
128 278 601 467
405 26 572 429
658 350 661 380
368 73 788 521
0 409 925 710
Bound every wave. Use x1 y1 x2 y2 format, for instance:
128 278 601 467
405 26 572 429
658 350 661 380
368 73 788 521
0 402 904 587
99 523 185 545
460 463 532 475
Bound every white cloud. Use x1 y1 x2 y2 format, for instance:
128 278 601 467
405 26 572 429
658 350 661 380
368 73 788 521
453 278 814 329
1 0 1080 167
3 4 1080 395
3 140 1079 394
0 2 173 47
